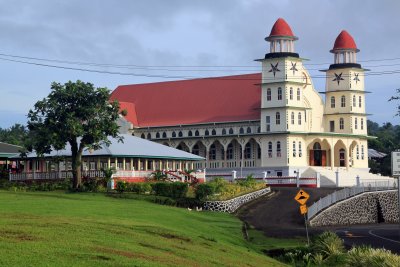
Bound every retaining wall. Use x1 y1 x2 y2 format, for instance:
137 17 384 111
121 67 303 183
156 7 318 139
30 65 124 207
203 187 271 213
310 190 399 227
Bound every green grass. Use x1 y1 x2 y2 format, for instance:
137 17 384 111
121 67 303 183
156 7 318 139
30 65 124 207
0 190 287 267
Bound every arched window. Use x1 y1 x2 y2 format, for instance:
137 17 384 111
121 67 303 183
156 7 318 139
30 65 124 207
331 96 335 108
297 88 301 101
227 143 233 160
257 126 261 133
339 118 344 130
355 118 358 129
266 116 271 132
239 127 244 134
361 145 365 160
188 130 193 137
192 144 199 155
290 87 293 100
162 132 167 138
353 95 356 107
359 96 362 108
212 129 216 135
276 141 281 157
156 132 160 138
246 127 251 134
178 131 183 137
141 133 145 139
268 142 273 158
205 130 209 136
172 132 176 138
313 142 321 150
278 87 282 100
341 95 346 107
195 130 200 136
209 144 216 160
229 128 234 134
245 143 252 159
147 133 151 139
276 112 281 125
222 129 227 135
291 112 295 125
267 88 271 101
361 118 364 130
293 141 296 157
299 142 302 157
298 112 302 125
356 145 360 159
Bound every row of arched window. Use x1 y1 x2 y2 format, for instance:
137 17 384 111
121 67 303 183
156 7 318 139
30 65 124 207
354 117 364 130
140 126 261 139
266 87 301 101
330 95 362 108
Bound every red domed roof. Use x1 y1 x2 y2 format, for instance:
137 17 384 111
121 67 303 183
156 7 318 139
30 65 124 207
269 18 295 37
333 30 357 50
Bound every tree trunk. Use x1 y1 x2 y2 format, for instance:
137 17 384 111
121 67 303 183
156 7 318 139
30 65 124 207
70 139 84 190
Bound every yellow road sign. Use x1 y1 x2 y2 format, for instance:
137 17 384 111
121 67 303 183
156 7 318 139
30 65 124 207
294 189 310 205
299 204 307 215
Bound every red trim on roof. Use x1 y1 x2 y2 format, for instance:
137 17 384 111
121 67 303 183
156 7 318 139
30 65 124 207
111 73 261 127
269 18 294 37
333 30 357 50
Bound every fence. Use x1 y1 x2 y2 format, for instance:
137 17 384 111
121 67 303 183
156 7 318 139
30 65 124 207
307 179 398 220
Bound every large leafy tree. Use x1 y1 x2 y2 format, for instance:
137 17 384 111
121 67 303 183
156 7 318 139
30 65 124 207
26 80 122 189
0 124 28 146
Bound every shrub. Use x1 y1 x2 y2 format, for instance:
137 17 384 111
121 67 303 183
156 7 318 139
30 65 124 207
170 182 188 198
115 181 127 193
128 183 152 194
195 183 215 201
152 182 172 197
346 245 400 267
310 231 345 258
209 177 227 193
82 176 98 192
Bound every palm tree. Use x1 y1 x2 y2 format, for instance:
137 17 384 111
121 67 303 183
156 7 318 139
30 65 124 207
151 170 167 181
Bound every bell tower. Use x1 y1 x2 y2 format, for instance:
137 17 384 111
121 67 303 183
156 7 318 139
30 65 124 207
323 30 368 136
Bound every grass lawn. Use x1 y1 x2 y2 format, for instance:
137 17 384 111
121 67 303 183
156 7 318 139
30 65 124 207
0 190 290 267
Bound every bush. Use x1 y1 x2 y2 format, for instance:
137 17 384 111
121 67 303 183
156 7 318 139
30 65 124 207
195 183 215 201
210 177 227 193
152 182 172 197
152 182 188 198
115 181 127 193
310 231 345 258
128 183 152 194
346 245 400 267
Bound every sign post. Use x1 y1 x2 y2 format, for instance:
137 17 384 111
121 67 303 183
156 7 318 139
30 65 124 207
294 189 310 246
391 151 400 239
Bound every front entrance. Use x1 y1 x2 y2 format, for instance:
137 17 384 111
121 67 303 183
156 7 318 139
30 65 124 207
309 142 326 166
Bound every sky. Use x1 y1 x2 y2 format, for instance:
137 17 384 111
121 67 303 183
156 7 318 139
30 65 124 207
0 0 400 128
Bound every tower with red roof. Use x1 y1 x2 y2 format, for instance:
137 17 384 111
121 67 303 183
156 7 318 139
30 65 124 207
322 30 368 168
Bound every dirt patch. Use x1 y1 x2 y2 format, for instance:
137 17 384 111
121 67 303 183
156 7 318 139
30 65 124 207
0 229 38 242
139 242 172 252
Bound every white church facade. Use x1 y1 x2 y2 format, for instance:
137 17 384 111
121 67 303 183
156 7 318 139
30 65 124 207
112 18 379 185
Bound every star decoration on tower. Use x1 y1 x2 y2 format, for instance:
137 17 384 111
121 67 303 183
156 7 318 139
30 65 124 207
290 62 298 75
332 72 344 85
353 73 360 84
269 62 280 77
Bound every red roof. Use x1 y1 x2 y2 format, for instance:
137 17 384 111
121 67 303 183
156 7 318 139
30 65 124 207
269 18 295 37
111 73 261 127
333 30 357 50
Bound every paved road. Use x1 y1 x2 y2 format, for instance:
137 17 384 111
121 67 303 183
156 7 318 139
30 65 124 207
330 224 400 254
238 187 400 254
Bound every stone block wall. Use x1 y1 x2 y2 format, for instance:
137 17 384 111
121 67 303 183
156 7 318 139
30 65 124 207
203 187 271 213
310 190 399 227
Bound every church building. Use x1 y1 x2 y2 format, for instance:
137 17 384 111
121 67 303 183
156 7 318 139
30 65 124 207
111 18 377 184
